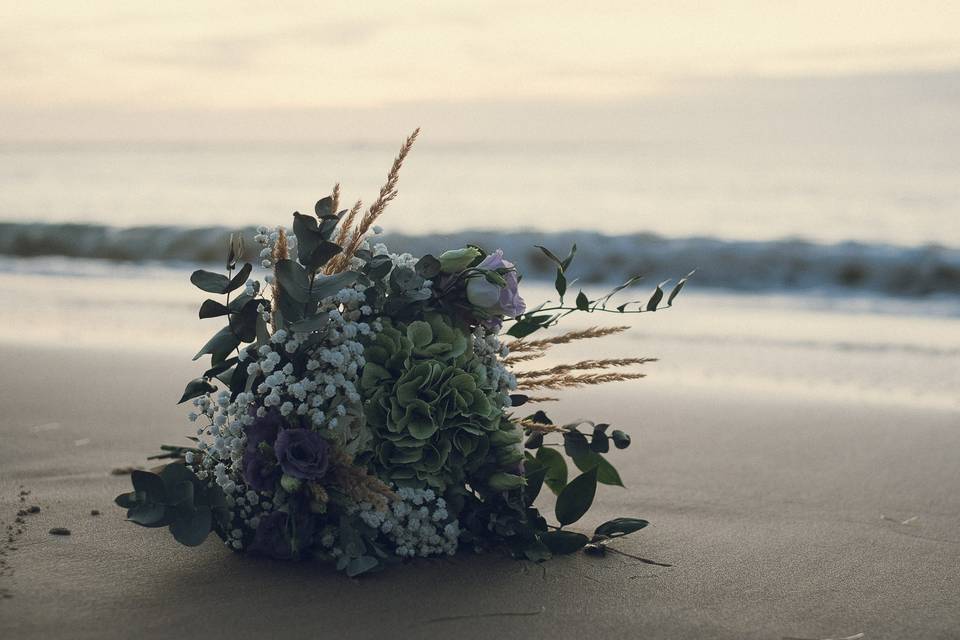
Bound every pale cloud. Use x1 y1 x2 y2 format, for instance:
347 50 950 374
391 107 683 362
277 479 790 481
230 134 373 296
0 1 958 114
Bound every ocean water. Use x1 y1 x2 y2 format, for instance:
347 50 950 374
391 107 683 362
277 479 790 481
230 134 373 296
1 141 957 245
0 141 958 298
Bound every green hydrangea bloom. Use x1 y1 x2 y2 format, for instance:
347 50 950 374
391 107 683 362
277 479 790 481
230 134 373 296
359 313 511 491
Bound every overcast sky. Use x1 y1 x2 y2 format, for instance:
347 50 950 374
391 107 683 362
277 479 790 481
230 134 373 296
2 1 958 140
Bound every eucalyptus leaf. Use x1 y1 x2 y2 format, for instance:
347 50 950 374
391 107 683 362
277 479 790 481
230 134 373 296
345 555 380 577
226 262 252 293
415 255 442 279
509 394 528 407
524 432 544 449
190 269 230 294
314 196 333 218
288 312 330 333
590 431 610 453
562 430 591 459
274 259 312 302
293 212 324 266
307 271 359 301
365 254 393 280
131 470 166 502
114 492 138 509
178 377 216 404
192 326 241 364
169 506 212 547
611 430 631 449
198 299 230 319
304 241 342 271
128 503 169 527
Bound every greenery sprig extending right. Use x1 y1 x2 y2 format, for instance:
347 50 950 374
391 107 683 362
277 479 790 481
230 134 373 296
506 243 694 339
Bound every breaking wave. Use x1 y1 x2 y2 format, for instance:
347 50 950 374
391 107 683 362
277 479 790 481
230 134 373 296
1 222 958 297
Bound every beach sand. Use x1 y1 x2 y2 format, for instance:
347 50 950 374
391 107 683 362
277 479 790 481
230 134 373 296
0 266 958 638
2 339 958 640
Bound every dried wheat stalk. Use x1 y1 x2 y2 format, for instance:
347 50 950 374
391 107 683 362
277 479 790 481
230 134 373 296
506 325 631 355
270 228 289 329
330 448 397 511
516 371 646 390
327 128 419 272
333 199 363 248
515 357 657 379
513 419 567 433
329 182 340 218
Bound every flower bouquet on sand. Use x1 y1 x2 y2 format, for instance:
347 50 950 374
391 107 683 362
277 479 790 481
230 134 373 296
115 130 692 576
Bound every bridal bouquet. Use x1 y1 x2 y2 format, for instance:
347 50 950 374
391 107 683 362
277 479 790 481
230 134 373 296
115 130 691 576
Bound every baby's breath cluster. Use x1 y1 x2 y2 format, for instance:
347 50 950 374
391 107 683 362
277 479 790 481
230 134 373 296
355 487 459 558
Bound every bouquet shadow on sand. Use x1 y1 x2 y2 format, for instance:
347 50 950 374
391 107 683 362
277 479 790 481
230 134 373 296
116 130 692 576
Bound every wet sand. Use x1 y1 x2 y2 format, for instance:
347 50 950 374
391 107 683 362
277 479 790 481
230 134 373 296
1 343 958 639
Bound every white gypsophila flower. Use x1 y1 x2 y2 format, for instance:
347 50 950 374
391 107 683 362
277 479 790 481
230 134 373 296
194 256 377 507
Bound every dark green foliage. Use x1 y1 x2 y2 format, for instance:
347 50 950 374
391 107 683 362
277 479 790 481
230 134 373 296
292 212 342 270
646 280 669 311
506 243 693 337
190 269 231 294
667 270 696 306
540 530 590 554
576 290 590 310
505 314 551 339
555 466 598 526
612 430 631 449
115 463 228 547
199 299 230 318
178 378 217 404
593 517 648 540
534 446 568 495
193 326 241 364
415 254 442 279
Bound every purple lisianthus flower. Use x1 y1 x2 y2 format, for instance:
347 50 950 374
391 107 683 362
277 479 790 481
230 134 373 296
241 409 283 492
465 249 526 318
274 428 330 481
245 408 282 452
242 451 279 492
248 506 315 560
